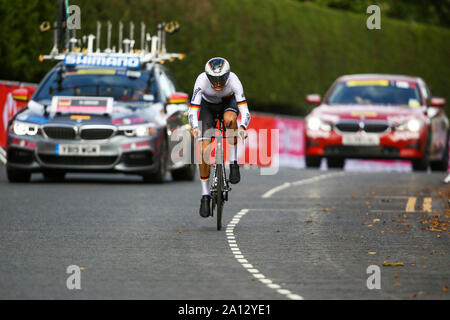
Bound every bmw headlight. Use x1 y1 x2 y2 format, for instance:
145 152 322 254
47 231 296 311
306 117 332 131
11 121 40 136
119 124 157 137
407 119 423 132
396 119 423 132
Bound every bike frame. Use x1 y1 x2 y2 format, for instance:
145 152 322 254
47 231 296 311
210 117 231 230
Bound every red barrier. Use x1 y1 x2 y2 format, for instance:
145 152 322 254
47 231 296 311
0 81 37 147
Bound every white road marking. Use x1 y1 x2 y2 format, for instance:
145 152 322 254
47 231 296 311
228 172 352 300
261 172 346 198
261 182 291 199
225 208 303 299
422 197 432 212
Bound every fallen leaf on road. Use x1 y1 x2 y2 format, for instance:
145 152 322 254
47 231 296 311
444 286 448 292
382 261 404 267
368 252 376 255
408 294 416 298
373 219 380 223
393 282 402 287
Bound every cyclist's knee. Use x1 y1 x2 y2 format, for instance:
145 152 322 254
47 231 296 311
224 112 238 128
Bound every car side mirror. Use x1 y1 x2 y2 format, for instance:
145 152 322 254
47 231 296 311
12 88 30 102
430 97 446 108
168 92 189 104
306 94 321 105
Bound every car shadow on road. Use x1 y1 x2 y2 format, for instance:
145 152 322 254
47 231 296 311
27 173 197 185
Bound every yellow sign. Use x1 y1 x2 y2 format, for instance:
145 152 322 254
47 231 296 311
351 111 378 117
347 80 389 87
70 115 91 120
74 69 116 75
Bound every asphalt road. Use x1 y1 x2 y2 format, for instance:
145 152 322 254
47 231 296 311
0 163 448 300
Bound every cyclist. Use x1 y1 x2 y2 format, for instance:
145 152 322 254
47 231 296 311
188 57 251 218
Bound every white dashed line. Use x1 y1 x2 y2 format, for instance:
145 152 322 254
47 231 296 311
226 208 304 300
228 172 349 300
261 172 346 198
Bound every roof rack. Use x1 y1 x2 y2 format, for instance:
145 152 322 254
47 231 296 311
39 21 185 68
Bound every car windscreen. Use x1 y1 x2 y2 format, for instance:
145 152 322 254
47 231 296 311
326 80 423 107
34 68 158 103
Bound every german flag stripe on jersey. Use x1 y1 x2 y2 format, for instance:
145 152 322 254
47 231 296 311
190 104 200 110
237 101 247 107
200 176 210 181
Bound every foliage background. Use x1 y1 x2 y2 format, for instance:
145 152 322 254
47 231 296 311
0 0 449 116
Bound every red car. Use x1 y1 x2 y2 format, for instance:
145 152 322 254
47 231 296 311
304 74 449 171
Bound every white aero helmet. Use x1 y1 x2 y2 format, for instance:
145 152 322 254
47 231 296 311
205 57 230 88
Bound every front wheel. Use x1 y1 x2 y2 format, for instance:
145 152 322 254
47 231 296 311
216 164 223 231
142 138 167 183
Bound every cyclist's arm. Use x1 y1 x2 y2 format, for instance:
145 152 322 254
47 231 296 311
231 74 251 129
188 104 200 129
237 100 251 129
188 76 203 129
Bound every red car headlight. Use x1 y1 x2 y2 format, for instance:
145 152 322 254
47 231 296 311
396 119 424 132
306 117 332 131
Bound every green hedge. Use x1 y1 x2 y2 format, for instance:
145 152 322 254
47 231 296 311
1 0 449 116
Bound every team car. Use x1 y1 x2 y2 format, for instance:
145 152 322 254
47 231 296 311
5 22 196 183
304 74 449 171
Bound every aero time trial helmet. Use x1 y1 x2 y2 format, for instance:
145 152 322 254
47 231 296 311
205 57 230 90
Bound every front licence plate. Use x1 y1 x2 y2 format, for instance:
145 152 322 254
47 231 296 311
342 134 380 146
56 144 100 156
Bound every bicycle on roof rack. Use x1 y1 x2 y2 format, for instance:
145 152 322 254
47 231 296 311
39 0 184 65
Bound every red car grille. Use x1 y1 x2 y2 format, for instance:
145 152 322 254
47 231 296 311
335 122 389 133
